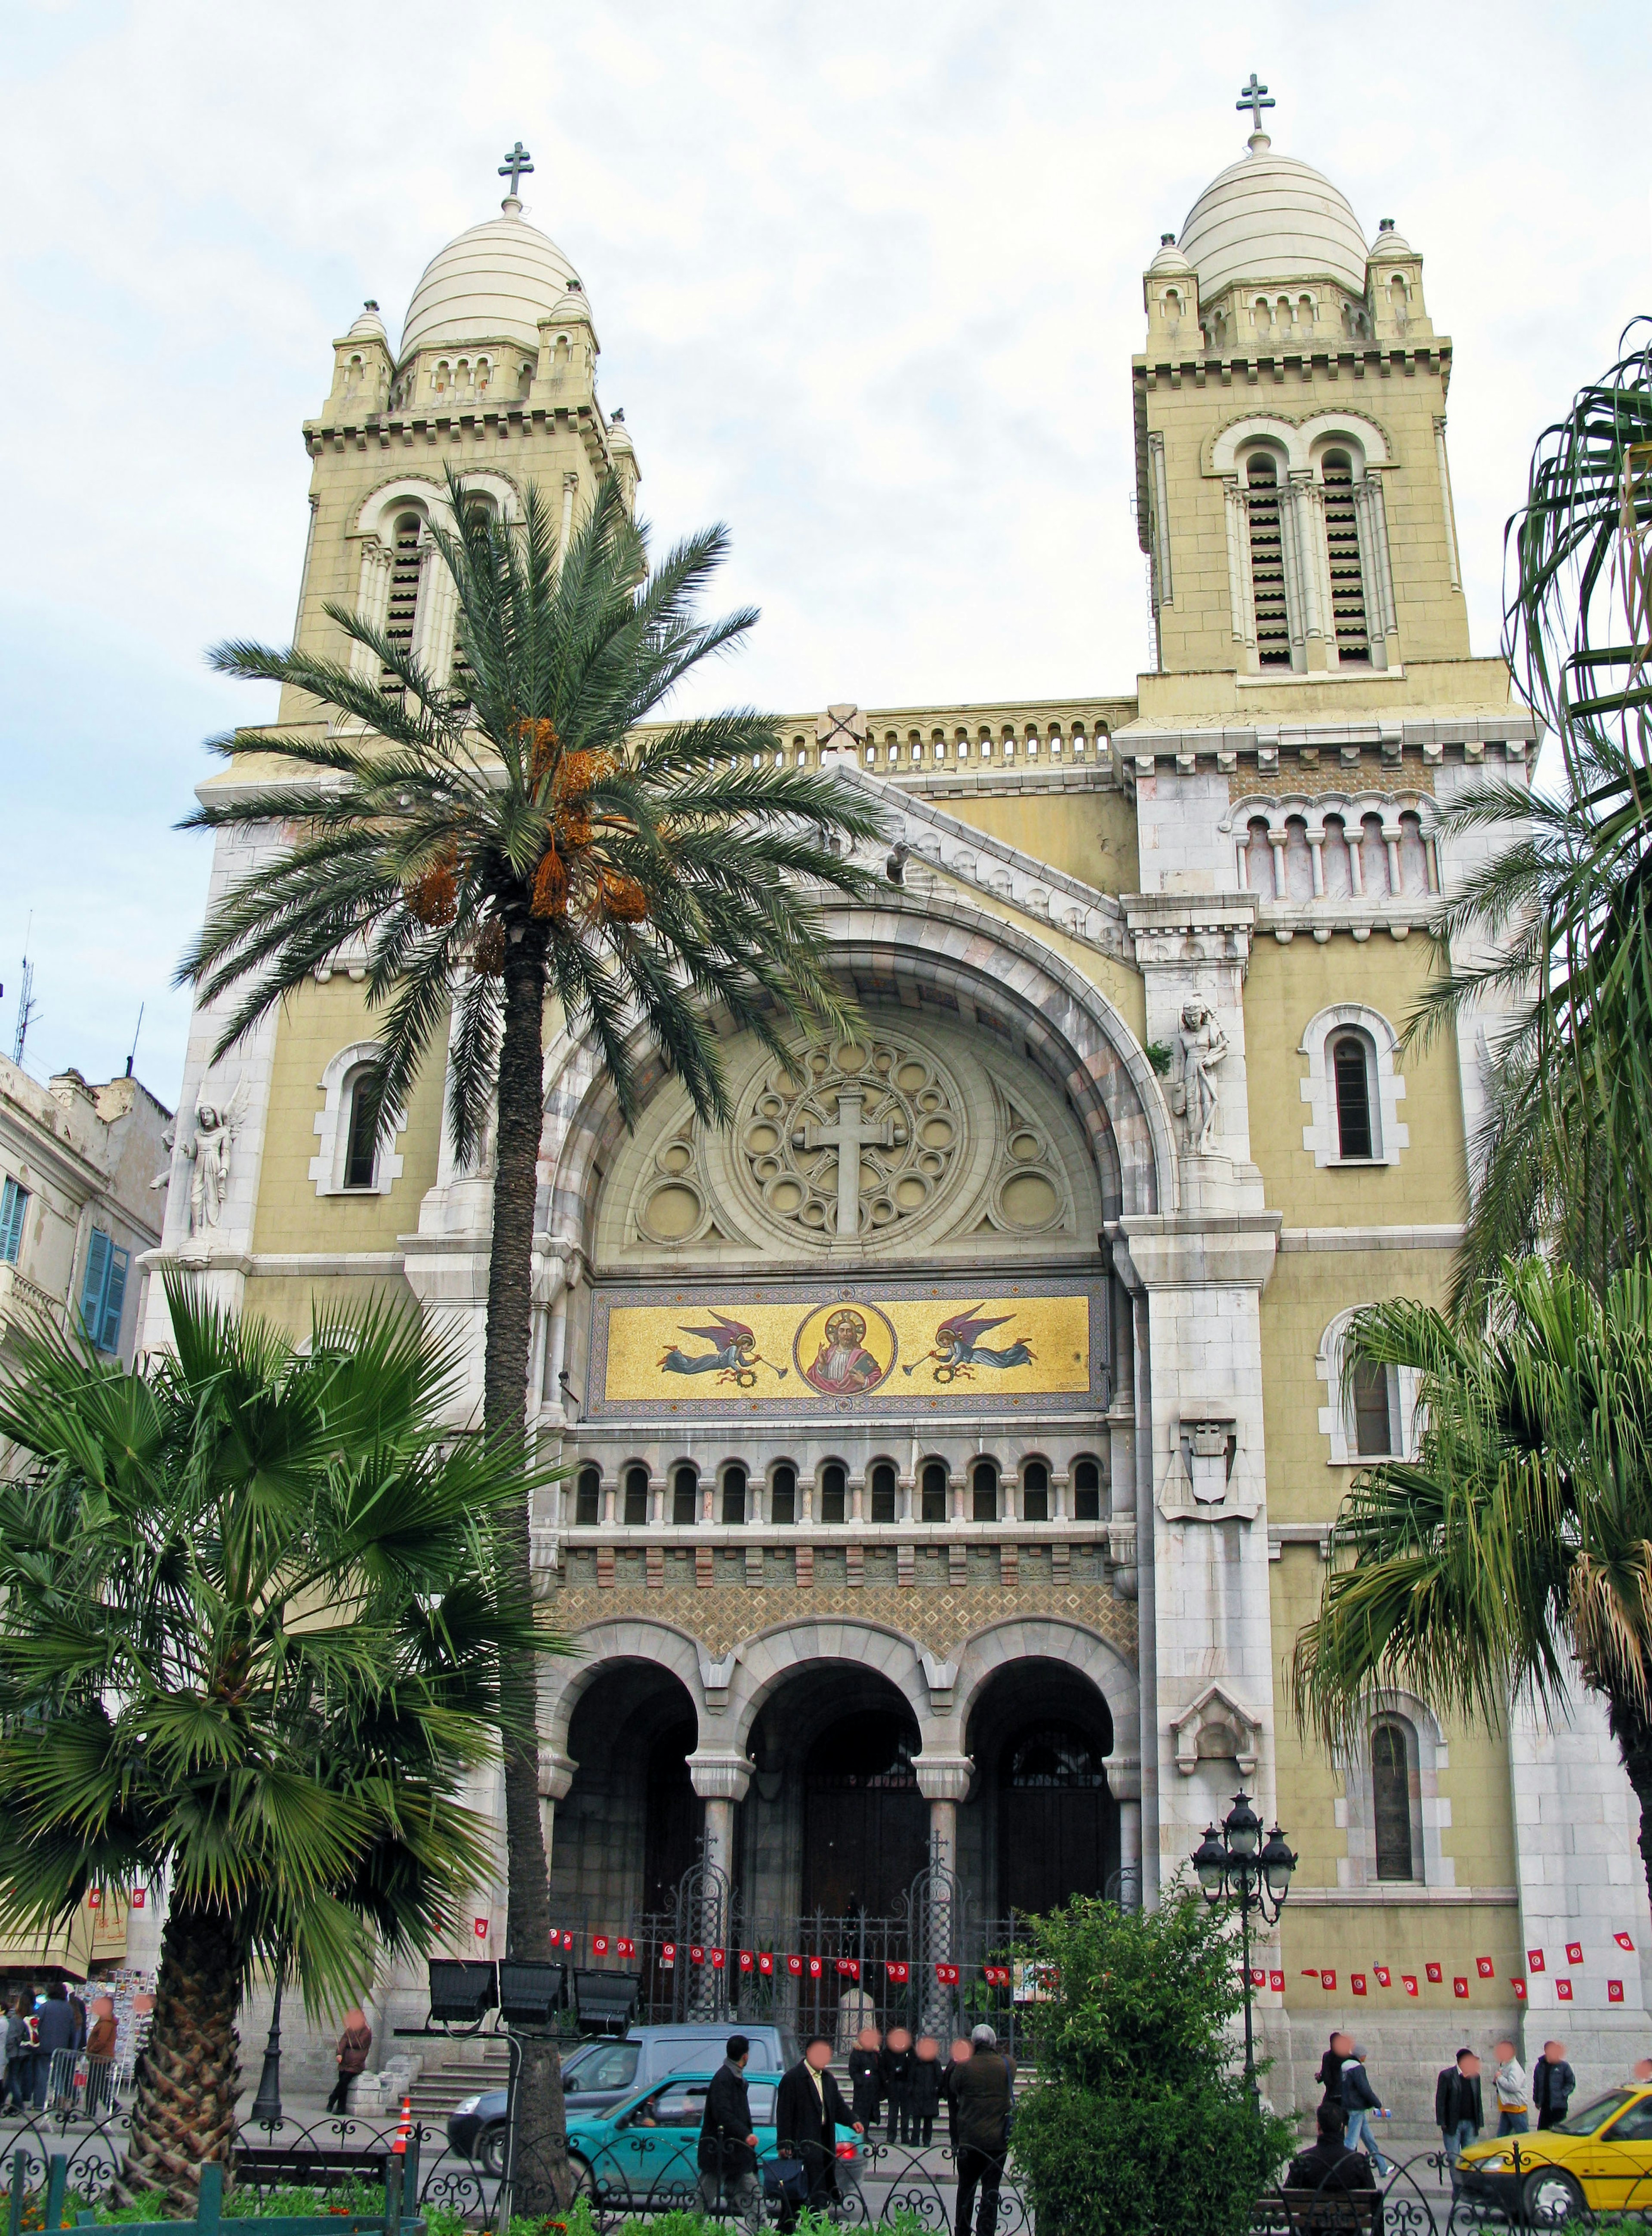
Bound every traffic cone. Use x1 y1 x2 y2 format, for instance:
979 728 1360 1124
392 2094 412 2156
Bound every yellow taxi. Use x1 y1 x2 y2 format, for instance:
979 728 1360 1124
1458 2086 1652 2222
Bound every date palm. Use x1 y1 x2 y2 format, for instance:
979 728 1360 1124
0 1276 557 2209
176 468 884 2205
1291 1254 1652 1903
1407 321 1652 1304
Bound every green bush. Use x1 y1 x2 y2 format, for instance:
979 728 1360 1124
1011 1882 1294 2236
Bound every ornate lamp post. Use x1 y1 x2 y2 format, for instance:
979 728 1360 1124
1192 1791 1296 2103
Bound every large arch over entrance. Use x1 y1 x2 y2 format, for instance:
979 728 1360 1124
549 1657 700 1933
539 888 1174 1256
962 1657 1120 1918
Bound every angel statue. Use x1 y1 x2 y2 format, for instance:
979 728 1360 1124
1169 998 1229 1157
152 1079 250 1235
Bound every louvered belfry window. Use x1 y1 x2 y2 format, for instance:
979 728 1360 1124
1245 455 1291 666
1322 450 1371 663
1372 1720 1415 1881
381 511 424 683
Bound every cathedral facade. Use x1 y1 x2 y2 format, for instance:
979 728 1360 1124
142 103 1650 2106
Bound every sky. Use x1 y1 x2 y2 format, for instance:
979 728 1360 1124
1 0 1647 1111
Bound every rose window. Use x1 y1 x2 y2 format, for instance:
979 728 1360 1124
739 1036 964 1240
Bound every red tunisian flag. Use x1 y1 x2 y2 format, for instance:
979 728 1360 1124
1616 1932 1637 1952
886 1961 910 1983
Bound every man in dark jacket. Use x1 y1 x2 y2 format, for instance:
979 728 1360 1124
699 2036 760 2228
1340 2046 1390 2177
848 2027 883 2135
1288 2105 1380 2217
1316 2032 1350 2130
1534 2042 1577 2129
1436 2048 1483 2186
950 2024 1015 2236
775 2036 861 2231
33 1984 75 2113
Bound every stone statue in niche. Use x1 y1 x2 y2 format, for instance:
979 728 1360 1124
1169 999 1229 1155
157 1076 250 1235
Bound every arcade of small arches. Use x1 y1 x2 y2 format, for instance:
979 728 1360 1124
542 1618 1143 1947
563 1451 1112 1531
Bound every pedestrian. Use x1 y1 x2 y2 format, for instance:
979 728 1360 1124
848 2026 883 2136
1633 2057 1652 2086
67 1994 87 2054
327 2007 373 2116
698 2033 761 2232
2 1996 31 2114
1533 2040 1576 2130
1492 2037 1530 2137
1339 2044 1390 2177
882 2025 914 2144
1316 2030 1350 2133
33 1983 76 2113
909 2037 943 2148
1435 2046 1483 2187
1287 2104 1379 2199
775 2034 861 2232
942 2038 972 2154
949 2023 1015 2236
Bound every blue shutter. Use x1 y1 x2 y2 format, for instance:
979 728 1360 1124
0 1178 25 1264
80 1230 112 1344
99 1247 129 1354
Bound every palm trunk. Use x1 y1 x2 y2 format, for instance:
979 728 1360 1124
484 920 567 2214
1610 1689 1652 1912
115 1899 240 2211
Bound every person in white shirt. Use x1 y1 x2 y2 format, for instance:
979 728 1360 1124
1492 2039 1530 2137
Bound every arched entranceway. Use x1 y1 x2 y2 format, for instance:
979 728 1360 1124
741 1667 928 1928
551 1661 699 1932
802 1708 928 1919
963 1658 1119 1919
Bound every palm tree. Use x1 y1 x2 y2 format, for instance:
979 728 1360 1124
1406 321 1652 1303
0 1277 558 2209
1291 1255 1652 1905
176 469 885 2205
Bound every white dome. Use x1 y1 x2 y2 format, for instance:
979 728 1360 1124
345 300 388 343
400 203 581 358
1178 136 1368 296
1147 233 1196 279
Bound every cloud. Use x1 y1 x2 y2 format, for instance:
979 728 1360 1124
1 0 1645 1099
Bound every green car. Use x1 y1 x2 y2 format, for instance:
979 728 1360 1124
567 2072 866 2214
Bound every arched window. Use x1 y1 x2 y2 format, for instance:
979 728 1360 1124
1008 1724 1108 1788
771 1463 796 1525
1332 1032 1376 1159
574 1465 601 1527
721 1464 747 1525
1372 1719 1416 1881
1245 455 1292 667
870 1461 897 1524
623 1464 649 1525
1322 450 1370 664
382 511 425 683
1073 1457 1102 1521
1352 1359 1399 1458
670 1463 698 1525
972 1459 999 1523
920 1461 949 1523
820 1463 847 1525
342 1072 380 1190
1022 1459 1050 1522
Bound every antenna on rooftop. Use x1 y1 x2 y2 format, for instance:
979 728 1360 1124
11 918 37 1067
126 1003 145 1080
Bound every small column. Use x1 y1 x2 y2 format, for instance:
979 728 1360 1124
689 1752 752 2011
915 1753 974 2027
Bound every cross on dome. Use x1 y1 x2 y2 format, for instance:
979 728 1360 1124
1235 71 1275 148
497 140 534 200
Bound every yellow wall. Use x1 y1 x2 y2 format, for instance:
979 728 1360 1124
1244 934 1467 1227
252 979 447 1255
242 1273 418 1344
946 788 1141 896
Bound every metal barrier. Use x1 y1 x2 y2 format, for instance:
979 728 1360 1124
37 2050 130 2129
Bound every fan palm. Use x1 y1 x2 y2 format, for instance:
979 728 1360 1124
1406 322 1652 1303
0 1275 559 2208
1291 1255 1652 1903
176 468 884 2205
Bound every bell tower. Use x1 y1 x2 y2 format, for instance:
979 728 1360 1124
1133 81 1468 688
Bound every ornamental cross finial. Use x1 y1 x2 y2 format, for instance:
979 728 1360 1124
1236 73 1275 134
498 141 534 197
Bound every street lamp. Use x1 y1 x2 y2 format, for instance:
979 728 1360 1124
1192 1792 1296 2103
